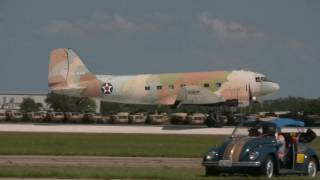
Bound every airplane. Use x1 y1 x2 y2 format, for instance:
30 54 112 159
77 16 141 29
48 48 279 126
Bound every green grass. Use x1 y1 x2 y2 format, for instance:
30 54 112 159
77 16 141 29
1 132 320 179
0 132 225 157
0 166 315 180
0 132 320 157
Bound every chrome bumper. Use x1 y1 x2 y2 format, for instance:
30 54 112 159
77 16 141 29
203 160 261 167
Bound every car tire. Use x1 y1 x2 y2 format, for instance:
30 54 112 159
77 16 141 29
260 155 275 178
205 167 220 176
306 157 318 177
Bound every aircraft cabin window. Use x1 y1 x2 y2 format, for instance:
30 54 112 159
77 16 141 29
157 85 162 90
204 83 210 88
168 85 174 89
145 86 150 91
216 82 221 87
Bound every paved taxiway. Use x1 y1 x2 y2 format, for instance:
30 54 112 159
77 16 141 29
0 123 233 135
0 123 318 135
0 155 201 168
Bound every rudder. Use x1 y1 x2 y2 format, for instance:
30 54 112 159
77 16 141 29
48 48 93 90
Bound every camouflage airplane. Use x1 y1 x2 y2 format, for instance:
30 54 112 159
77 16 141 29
48 48 279 108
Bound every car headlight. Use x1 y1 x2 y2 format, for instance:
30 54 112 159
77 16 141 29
205 151 218 160
249 151 260 160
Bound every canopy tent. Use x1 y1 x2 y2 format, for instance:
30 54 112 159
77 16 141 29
271 118 304 128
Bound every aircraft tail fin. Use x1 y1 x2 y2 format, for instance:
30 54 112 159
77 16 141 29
48 48 95 90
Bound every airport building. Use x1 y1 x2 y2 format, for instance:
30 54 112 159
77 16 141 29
0 92 101 112
0 92 48 110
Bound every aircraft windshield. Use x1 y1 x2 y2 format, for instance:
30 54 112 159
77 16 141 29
255 76 271 82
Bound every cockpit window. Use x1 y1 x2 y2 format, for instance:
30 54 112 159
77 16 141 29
256 77 271 82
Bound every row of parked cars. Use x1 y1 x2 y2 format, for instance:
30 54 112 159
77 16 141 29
0 110 209 125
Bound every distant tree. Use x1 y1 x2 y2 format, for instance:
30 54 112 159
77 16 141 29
20 98 43 112
248 97 320 115
45 92 96 112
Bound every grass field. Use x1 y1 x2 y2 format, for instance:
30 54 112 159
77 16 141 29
0 132 226 157
0 166 315 180
0 132 320 157
0 132 320 179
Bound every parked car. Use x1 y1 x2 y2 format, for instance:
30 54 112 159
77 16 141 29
100 114 111 124
147 113 168 125
129 113 147 124
187 113 207 125
304 115 320 127
46 112 65 122
65 112 84 123
6 110 23 122
25 111 46 122
83 112 103 123
170 113 188 124
202 118 319 178
0 110 6 121
111 112 130 124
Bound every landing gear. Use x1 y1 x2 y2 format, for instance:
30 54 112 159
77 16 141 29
206 108 224 128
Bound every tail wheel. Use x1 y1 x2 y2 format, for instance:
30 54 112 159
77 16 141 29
260 155 274 178
306 157 318 177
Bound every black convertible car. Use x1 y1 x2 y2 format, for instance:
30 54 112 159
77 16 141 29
202 118 318 178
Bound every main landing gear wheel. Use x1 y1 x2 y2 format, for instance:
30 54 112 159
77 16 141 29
205 113 223 128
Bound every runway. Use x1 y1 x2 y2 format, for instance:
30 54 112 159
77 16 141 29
0 155 201 169
0 123 319 135
0 123 234 135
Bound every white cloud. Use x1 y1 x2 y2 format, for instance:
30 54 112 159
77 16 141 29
199 12 266 40
39 20 84 36
39 12 158 37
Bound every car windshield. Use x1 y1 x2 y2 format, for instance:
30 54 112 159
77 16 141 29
232 122 276 138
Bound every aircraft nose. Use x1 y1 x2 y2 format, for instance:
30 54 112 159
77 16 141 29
271 83 280 92
260 82 280 96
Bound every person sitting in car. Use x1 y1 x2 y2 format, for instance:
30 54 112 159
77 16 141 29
248 127 261 137
276 131 287 161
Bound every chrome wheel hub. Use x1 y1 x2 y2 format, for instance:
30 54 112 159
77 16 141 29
308 161 317 177
266 160 274 178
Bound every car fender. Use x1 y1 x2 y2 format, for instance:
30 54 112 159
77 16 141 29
254 147 279 173
302 149 320 172
203 147 220 161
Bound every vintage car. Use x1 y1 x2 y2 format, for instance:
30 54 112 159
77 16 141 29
202 118 319 178
46 111 65 122
147 113 168 125
129 113 147 124
65 112 84 123
83 112 103 124
111 112 130 124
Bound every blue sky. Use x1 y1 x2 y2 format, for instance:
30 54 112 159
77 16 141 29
0 0 319 98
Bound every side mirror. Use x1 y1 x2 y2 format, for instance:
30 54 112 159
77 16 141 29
299 128 316 143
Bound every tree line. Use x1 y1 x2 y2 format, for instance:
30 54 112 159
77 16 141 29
20 93 320 115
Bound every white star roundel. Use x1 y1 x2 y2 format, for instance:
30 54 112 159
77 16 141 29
101 82 113 95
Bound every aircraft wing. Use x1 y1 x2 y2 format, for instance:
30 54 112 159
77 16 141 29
175 85 225 106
